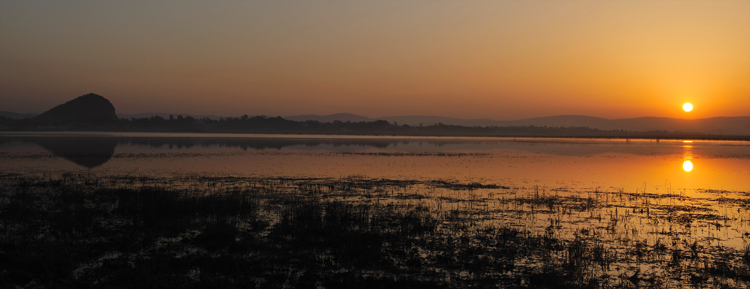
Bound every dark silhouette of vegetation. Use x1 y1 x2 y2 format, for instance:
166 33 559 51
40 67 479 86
4 93 748 139
2 113 748 140
1 174 748 288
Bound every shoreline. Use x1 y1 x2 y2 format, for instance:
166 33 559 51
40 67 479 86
2 130 750 141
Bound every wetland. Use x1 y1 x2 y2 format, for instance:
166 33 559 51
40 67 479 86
1 132 749 288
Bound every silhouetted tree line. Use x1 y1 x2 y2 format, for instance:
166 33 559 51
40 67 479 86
2 114 746 140
114 114 394 133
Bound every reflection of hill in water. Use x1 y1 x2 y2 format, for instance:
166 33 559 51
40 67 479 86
33 138 117 168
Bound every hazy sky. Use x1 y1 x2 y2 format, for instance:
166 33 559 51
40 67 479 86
2 1 749 120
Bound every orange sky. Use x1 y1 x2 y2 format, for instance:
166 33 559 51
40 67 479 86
1 1 749 120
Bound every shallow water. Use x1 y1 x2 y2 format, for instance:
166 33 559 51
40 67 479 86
1 132 749 194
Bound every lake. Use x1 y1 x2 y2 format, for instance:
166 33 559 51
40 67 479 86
2 132 749 192
1 132 749 287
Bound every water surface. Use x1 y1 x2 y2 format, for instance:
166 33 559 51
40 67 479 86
1 132 748 194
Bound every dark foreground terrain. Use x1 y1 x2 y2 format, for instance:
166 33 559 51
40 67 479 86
1 173 748 288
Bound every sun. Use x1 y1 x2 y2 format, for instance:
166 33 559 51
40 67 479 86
683 103 693 112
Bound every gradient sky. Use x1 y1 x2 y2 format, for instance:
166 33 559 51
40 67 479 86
2 1 749 120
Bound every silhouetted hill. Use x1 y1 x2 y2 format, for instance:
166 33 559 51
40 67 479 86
34 93 118 124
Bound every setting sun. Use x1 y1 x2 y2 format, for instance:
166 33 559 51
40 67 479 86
683 103 693 112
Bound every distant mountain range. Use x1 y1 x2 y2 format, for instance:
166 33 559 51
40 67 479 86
4 97 749 135
285 113 499 127
286 113 750 136
501 115 750 136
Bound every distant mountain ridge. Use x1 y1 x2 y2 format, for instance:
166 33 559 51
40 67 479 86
285 114 501 127
4 100 749 135
502 115 750 136
380 115 499 127
285 113 750 135
0 111 37 120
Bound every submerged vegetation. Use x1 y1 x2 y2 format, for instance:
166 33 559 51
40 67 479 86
1 173 748 288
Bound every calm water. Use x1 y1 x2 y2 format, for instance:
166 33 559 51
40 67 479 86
1 132 749 194
2 132 750 286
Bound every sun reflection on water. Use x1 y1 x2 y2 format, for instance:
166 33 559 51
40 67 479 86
682 160 693 172
682 142 693 172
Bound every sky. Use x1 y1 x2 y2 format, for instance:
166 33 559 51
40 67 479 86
1 1 749 120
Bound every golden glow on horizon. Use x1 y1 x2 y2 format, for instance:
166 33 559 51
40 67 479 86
1 2 749 118
683 160 693 172
683 103 693 112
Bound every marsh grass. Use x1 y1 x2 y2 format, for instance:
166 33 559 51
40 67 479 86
0 174 748 288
